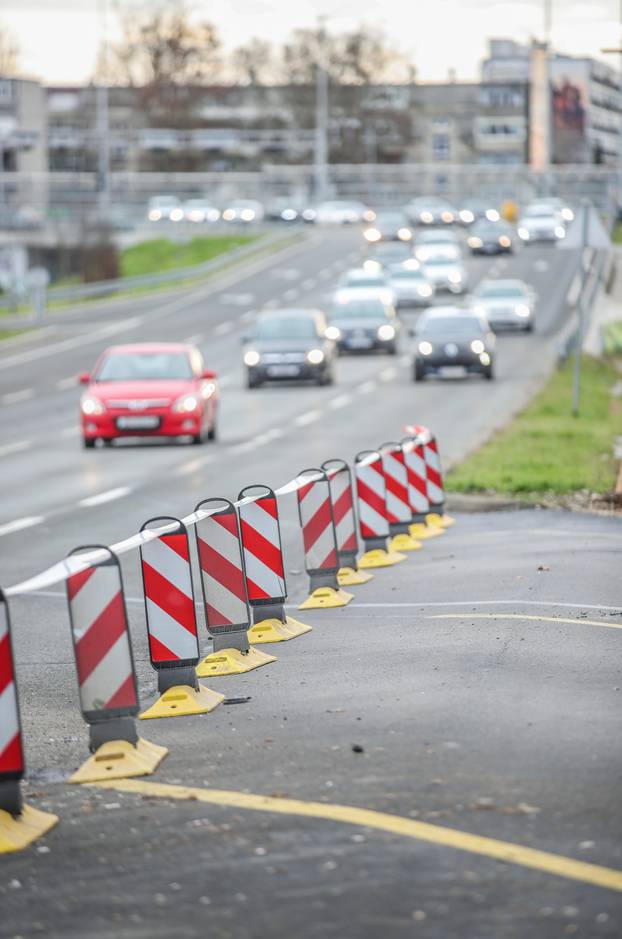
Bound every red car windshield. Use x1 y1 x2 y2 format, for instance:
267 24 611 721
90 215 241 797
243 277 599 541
95 352 194 382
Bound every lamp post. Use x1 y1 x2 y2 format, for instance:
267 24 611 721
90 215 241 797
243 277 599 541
314 18 329 203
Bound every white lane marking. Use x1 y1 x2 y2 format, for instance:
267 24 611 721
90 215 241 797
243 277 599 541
283 288 300 301
61 425 80 438
240 310 256 324
318 269 332 281
0 440 31 457
214 321 235 336
0 316 144 372
221 292 254 306
254 427 285 447
301 278 316 290
328 393 352 410
294 409 321 427
271 268 299 280
78 487 132 508
0 516 45 538
566 273 583 306
228 439 256 455
183 333 204 345
175 454 217 476
379 366 397 382
262 299 280 310
56 376 77 391
2 388 34 404
534 259 549 273
358 380 377 394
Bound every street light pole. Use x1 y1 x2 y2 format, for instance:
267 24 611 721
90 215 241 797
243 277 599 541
572 200 590 417
314 18 329 203
96 0 110 217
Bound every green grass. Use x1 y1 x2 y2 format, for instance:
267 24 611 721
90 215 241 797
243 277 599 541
603 321 622 355
612 222 622 244
447 355 622 497
120 234 256 278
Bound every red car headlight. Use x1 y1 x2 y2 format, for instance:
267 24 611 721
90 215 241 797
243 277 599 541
173 393 200 413
81 394 105 416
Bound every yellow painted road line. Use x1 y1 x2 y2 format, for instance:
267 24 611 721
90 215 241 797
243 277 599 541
427 613 622 631
93 779 622 893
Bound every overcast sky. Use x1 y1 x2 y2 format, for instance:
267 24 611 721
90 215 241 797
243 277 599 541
2 0 620 84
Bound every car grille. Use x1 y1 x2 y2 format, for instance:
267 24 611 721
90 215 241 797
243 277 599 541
106 398 171 409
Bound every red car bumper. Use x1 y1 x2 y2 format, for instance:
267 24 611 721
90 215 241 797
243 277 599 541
81 408 211 441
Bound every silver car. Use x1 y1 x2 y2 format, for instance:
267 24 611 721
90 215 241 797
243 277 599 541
517 203 566 243
421 257 468 294
387 262 435 307
414 229 461 263
470 279 536 332
333 268 396 307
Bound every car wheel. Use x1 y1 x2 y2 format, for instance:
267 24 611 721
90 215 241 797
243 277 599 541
387 342 398 356
484 365 494 380
414 362 426 382
192 431 204 445
207 419 217 441
524 322 534 333
247 371 262 389
102 438 113 447
83 437 95 449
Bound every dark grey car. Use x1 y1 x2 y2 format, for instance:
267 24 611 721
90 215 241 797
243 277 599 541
412 307 496 381
327 297 400 355
243 309 337 388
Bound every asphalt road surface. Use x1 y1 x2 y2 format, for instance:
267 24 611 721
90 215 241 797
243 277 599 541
2 225 620 938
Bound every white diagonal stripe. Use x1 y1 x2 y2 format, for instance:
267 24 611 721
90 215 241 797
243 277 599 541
142 536 193 599
239 500 280 547
202 571 248 627
243 549 285 598
79 632 133 713
70 567 120 639
197 516 243 570
145 597 198 659
300 478 329 525
357 463 386 501
359 502 389 537
0 682 20 758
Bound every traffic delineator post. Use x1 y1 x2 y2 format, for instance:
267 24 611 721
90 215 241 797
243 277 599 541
322 459 373 586
296 468 353 610
137 518 224 719
405 424 455 528
238 485 312 642
401 435 444 540
64 546 167 782
380 442 422 553
354 451 406 568
194 498 275 676
0 590 58 852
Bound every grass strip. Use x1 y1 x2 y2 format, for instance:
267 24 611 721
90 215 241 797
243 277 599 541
447 355 622 497
120 234 255 278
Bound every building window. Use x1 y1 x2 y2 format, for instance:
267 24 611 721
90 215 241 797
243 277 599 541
0 79 13 101
432 132 450 161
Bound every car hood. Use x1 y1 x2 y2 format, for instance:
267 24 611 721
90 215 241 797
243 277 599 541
418 332 482 346
476 297 525 309
88 379 195 402
330 317 385 331
247 339 321 353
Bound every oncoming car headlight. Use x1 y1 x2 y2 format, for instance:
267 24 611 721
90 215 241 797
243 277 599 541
448 271 462 284
555 225 566 239
515 303 530 317
306 348 325 365
417 284 433 298
418 341 433 356
173 394 199 413
468 237 483 249
377 324 396 341
518 227 530 240
244 350 261 367
364 227 381 242
397 227 412 241
81 395 105 416
325 325 341 341
470 339 485 354
499 235 511 247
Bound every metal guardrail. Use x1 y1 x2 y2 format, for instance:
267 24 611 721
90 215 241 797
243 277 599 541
0 230 297 316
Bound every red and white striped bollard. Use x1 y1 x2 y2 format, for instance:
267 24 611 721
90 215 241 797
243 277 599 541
296 467 353 609
322 458 373 586
354 450 406 568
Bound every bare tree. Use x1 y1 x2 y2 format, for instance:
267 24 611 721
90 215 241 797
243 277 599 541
0 22 20 76
231 38 275 85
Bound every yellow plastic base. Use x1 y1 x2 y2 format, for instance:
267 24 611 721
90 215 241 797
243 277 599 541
426 512 454 529
298 586 354 610
196 646 276 677
69 737 168 784
139 684 224 720
248 616 312 644
0 804 59 854
409 523 444 540
358 548 407 569
389 533 422 553
337 566 373 586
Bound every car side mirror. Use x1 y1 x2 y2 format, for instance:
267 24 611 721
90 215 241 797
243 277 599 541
79 372 90 385
202 368 217 379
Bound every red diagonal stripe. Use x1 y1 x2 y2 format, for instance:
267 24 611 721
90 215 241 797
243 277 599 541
105 673 137 709
74 592 127 684
245 575 271 601
302 498 333 556
148 633 178 663
298 480 314 501
207 601 232 626
240 519 284 578
0 733 23 774
256 497 277 519
0 632 15 697
340 533 357 551
142 562 197 635
67 566 95 601
384 471 408 503
161 532 190 561
198 537 246 604
215 512 238 536
357 476 387 519
332 485 353 526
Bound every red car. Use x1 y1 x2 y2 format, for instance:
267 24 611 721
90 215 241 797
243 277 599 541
79 342 219 448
